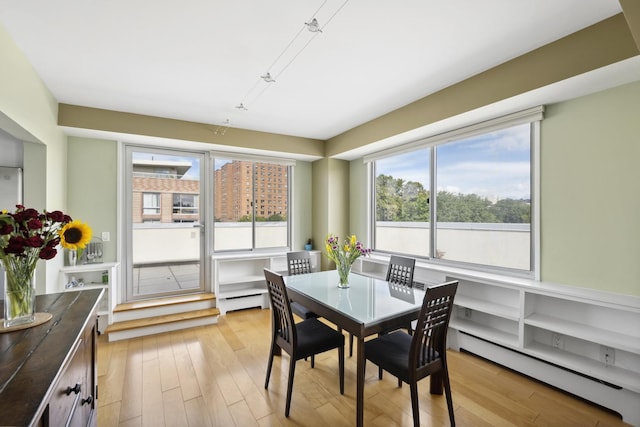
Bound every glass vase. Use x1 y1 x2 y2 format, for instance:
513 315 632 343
67 249 77 266
337 261 351 288
3 271 36 328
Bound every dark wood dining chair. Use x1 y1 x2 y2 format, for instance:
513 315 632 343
364 280 458 427
287 251 318 320
263 268 345 417
386 255 416 286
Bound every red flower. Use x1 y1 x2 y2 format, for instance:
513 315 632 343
5 237 26 255
27 218 43 230
46 211 67 222
26 235 44 247
0 223 13 235
38 246 58 260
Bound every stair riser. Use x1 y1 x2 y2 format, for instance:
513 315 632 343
107 316 218 342
112 300 215 322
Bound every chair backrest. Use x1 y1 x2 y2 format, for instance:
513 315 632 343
386 255 416 287
410 280 458 375
287 251 313 275
264 268 296 354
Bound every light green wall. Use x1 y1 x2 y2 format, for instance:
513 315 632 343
67 137 119 263
292 160 313 251
349 159 368 246
0 23 68 293
540 80 640 295
312 158 350 270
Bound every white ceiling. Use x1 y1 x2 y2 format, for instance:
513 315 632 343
0 0 631 142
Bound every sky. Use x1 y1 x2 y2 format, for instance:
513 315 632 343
375 123 531 201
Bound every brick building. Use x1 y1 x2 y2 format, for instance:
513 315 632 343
214 161 288 222
132 159 199 224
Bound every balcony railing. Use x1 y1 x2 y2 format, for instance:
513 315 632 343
131 222 529 270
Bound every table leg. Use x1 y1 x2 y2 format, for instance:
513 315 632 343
356 334 365 427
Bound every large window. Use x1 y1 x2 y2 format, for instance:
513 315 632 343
213 157 290 251
370 109 540 274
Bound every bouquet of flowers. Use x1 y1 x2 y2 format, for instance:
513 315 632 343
325 234 371 287
0 205 92 326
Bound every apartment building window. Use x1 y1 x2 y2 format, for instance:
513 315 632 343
367 107 542 274
213 156 291 251
173 193 199 215
142 193 160 215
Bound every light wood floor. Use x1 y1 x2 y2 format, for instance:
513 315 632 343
97 308 630 427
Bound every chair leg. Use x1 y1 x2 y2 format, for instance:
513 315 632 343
378 366 383 380
349 333 354 357
398 377 402 388
264 344 276 389
338 344 345 394
311 354 315 368
409 381 420 427
442 364 456 426
285 359 297 417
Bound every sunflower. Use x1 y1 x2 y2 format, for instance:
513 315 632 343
59 220 93 250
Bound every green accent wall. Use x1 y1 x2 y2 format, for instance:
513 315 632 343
67 137 119 263
540 80 640 295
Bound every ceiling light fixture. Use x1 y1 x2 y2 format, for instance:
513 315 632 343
261 73 276 83
305 18 322 33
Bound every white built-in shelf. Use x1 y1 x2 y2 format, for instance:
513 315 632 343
524 313 640 355
449 318 519 348
454 294 520 321
59 262 119 334
213 251 321 315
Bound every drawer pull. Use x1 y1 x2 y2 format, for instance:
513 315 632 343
65 384 81 395
81 395 93 406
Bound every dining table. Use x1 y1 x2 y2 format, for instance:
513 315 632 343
284 269 428 427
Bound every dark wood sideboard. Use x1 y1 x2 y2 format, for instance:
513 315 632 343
0 289 103 427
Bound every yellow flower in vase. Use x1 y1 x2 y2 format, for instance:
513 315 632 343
325 233 372 288
59 220 93 264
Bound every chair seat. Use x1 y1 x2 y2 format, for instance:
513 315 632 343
365 330 440 383
296 318 344 359
291 301 319 319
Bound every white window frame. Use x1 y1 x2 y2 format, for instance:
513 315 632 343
365 107 542 278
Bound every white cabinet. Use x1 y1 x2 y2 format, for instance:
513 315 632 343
59 262 119 334
353 255 640 425
213 251 321 315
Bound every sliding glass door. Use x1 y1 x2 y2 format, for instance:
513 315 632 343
124 146 208 302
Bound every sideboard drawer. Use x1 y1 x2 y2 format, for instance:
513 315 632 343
47 337 88 426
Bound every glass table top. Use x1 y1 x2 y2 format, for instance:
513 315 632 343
284 270 426 325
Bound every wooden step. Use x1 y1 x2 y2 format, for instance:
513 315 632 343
106 307 220 333
113 292 216 313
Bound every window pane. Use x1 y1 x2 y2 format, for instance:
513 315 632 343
435 123 531 269
142 193 160 215
374 148 430 256
254 162 288 249
214 159 288 251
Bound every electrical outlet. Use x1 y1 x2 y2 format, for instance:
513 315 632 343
464 308 472 318
551 333 564 349
101 231 110 242
600 346 615 366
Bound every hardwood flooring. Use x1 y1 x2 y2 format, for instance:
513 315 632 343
97 308 630 427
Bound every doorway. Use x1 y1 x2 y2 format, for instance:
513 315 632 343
123 146 208 302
